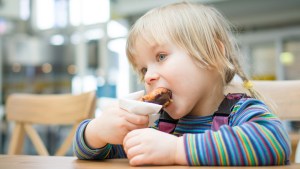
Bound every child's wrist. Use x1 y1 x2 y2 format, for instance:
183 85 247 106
175 136 188 165
85 120 107 149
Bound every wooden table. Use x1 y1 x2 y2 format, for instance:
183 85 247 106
0 155 300 169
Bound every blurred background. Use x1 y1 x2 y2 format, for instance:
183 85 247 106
0 0 300 155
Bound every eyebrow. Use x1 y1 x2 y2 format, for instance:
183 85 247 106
150 43 169 54
147 42 159 51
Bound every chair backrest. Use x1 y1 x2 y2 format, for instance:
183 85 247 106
225 80 300 162
5 91 96 156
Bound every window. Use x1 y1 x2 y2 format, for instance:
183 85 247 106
282 39 300 80
249 42 276 80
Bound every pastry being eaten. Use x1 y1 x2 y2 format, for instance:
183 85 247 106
141 87 172 108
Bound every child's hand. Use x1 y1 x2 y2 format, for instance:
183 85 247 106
85 106 149 148
123 128 188 166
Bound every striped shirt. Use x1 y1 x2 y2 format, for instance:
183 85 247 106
73 97 291 165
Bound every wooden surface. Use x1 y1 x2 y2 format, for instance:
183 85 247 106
225 80 300 120
0 155 299 169
6 91 96 125
5 91 96 156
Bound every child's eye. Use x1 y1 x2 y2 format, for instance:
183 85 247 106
138 68 147 82
140 67 147 75
156 53 167 62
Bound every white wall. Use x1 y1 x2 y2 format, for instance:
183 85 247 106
0 0 20 19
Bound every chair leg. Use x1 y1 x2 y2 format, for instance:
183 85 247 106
8 123 25 155
24 124 49 156
55 124 79 156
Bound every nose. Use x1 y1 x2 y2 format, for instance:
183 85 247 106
144 69 160 85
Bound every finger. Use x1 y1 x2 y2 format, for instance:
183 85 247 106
129 154 150 166
123 129 144 146
126 143 144 159
124 113 149 125
125 128 144 139
123 133 141 153
123 120 147 132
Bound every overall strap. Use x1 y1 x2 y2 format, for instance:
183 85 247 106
158 110 178 134
211 93 247 131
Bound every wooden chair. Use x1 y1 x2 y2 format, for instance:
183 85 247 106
225 80 300 163
5 91 96 156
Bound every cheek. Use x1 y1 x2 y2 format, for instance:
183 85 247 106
166 60 202 92
163 58 192 82
164 61 204 116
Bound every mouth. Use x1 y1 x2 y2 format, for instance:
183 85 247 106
141 87 173 108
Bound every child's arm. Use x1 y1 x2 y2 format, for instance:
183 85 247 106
73 105 149 160
73 120 126 159
184 99 291 166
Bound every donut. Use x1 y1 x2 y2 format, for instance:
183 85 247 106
141 87 172 107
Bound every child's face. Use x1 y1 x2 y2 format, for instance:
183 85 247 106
133 38 222 119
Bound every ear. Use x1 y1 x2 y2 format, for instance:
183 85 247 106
216 40 225 56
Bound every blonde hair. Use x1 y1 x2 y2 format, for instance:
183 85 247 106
126 2 262 100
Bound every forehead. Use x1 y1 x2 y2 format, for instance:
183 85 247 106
131 36 176 70
136 37 166 52
131 37 158 65
137 32 167 47
127 19 177 69
131 35 168 58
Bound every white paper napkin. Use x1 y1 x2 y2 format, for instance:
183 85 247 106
118 90 162 115
118 90 162 126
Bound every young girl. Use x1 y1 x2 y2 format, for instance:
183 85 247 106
73 2 291 166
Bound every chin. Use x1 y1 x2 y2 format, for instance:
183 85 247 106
163 102 188 120
169 114 183 120
163 107 185 120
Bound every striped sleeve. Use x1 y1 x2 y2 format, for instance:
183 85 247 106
73 119 126 160
183 99 291 166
